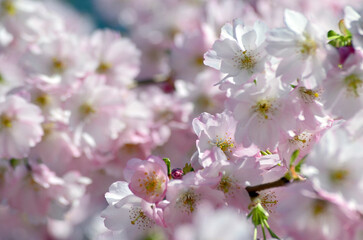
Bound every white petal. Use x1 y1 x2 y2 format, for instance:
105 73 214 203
284 9 308 34
105 181 132 205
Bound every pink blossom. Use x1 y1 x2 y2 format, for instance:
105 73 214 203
174 203 253 240
266 9 326 85
124 156 169 203
0 95 43 159
88 30 140 88
163 172 225 229
204 19 268 85
192 111 259 168
65 75 125 153
230 75 298 150
302 126 363 212
275 181 358 240
101 181 166 239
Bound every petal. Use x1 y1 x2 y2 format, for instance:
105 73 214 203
284 9 308 34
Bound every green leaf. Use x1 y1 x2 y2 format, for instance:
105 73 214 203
162 158 171 176
289 149 299 167
182 163 194 175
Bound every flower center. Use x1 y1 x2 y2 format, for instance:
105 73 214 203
329 169 349 184
253 99 276 120
194 55 205 67
52 58 65 73
35 93 51 108
196 95 214 110
129 207 154 230
0 114 12 129
299 33 317 56
42 122 54 139
311 199 327 217
177 189 200 214
139 171 165 198
344 74 362 97
79 103 96 117
288 131 313 150
96 62 112 74
237 50 256 71
218 175 234 194
298 87 319 103
211 134 235 153
1 0 16 15
259 191 278 214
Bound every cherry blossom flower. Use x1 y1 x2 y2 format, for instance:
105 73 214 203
204 19 268 85
101 181 166 239
266 9 326 85
322 51 363 119
230 75 298 150
174 203 253 240
192 111 258 167
302 126 363 211
124 156 169 203
88 30 140 88
275 181 358 240
0 95 43 159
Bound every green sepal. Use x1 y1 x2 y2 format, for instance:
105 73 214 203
339 19 351 37
248 203 280 240
162 158 171 176
327 30 339 38
295 155 307 173
264 220 280 239
289 149 299 167
182 163 194 175
327 20 352 48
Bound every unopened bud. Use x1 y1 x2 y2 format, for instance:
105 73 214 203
171 168 183 179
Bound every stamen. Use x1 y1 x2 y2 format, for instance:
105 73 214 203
177 189 201 214
1 0 16 15
298 87 320 103
0 114 12 128
218 175 233 194
330 169 349 184
79 103 96 117
233 50 257 72
288 131 313 149
252 99 277 120
344 74 362 97
129 207 154 230
52 58 65 73
311 199 327 216
35 94 51 108
299 33 317 56
96 62 112 74
260 191 278 214
136 170 165 198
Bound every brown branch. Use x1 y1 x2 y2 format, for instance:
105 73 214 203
246 177 291 198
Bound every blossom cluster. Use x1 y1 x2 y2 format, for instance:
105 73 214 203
1 0 363 239
99 1 363 240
